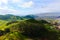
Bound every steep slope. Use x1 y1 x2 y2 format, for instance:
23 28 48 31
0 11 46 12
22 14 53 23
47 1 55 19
0 19 58 40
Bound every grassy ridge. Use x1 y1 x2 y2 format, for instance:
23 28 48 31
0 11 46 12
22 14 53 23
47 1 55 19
0 19 59 40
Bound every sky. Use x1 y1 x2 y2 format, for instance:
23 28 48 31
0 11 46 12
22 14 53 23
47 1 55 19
0 0 60 16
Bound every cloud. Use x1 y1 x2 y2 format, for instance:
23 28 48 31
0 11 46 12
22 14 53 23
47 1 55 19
12 0 20 3
0 0 8 4
0 6 20 15
0 0 21 15
0 0 34 15
0 0 60 15
20 1 34 8
33 0 60 14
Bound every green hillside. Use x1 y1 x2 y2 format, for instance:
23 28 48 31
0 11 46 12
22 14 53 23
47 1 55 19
0 19 60 40
0 14 24 21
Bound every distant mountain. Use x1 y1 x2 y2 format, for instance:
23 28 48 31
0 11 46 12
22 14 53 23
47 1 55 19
24 12 60 20
36 12 60 16
0 14 37 21
0 14 23 21
0 12 60 21
0 14 38 21
23 15 38 19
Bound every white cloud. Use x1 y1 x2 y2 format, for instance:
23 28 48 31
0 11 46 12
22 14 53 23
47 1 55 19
0 7 20 15
0 0 60 15
12 0 21 3
34 1 60 14
0 0 8 4
0 0 20 15
20 1 34 8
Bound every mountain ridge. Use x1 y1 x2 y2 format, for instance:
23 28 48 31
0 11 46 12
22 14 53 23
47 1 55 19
0 12 60 20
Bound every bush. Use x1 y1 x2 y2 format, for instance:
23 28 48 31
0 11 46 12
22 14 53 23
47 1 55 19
0 30 4 36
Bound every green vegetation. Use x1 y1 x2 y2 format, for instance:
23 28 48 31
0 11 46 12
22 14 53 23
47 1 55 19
0 14 24 21
0 18 60 40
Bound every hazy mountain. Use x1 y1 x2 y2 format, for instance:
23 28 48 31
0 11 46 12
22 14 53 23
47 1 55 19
36 12 60 16
24 12 60 20
0 12 60 21
23 15 38 19
0 14 23 21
